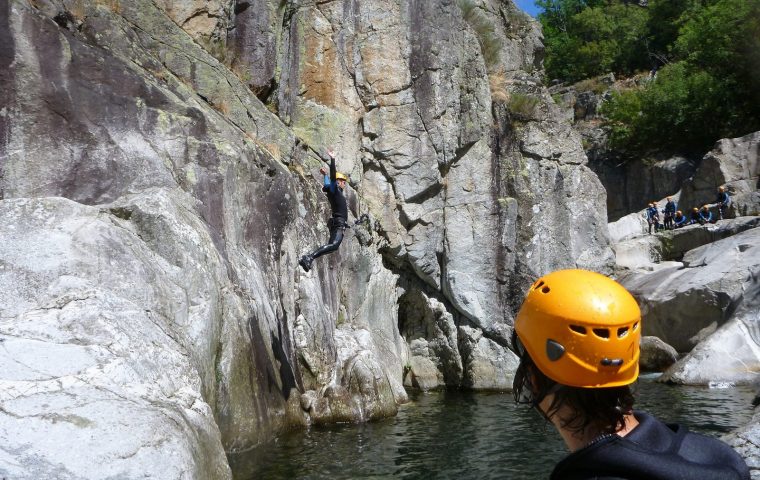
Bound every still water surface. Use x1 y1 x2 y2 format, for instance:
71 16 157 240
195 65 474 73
230 378 755 479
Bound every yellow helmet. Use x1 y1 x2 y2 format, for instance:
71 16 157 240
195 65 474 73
719 186 725 192
515 269 641 388
336 172 348 181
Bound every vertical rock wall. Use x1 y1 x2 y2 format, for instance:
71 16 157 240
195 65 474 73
228 0 613 391
0 0 613 477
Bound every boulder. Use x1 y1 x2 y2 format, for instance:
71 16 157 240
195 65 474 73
613 216 760 270
608 211 649 244
640 336 679 372
724 409 760 478
458 325 520 391
679 131 760 218
613 235 666 270
621 227 760 353
398 289 463 390
660 216 760 260
658 276 760 385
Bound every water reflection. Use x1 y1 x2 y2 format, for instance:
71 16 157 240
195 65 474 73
229 379 755 479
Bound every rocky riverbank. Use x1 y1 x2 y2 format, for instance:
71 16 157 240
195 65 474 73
1 0 758 478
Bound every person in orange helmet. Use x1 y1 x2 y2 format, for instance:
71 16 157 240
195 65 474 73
299 149 349 272
511 269 749 480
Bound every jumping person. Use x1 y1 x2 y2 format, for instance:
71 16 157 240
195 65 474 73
716 186 731 220
512 269 750 480
663 197 676 230
299 149 348 272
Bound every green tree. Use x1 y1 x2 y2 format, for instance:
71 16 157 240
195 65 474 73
644 0 690 64
539 1 649 82
601 0 760 155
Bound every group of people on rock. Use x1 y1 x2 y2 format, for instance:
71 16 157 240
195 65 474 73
645 186 731 234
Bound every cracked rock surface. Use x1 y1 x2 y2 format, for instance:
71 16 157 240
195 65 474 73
2 0 614 477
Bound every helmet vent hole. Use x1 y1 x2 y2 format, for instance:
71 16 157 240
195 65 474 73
593 328 610 339
541 286 550 294
633 322 640 331
617 327 629 338
569 325 587 335
534 280 545 290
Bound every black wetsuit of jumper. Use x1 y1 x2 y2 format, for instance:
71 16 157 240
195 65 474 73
663 201 676 229
550 411 750 480
306 156 347 262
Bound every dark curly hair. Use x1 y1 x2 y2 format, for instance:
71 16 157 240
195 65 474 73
512 333 635 436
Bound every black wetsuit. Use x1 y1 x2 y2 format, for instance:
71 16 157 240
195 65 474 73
550 411 750 480
301 157 347 269
663 201 676 229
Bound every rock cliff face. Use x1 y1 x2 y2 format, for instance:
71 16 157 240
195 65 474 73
0 0 613 477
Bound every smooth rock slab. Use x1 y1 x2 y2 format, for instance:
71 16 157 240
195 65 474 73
0 197 230 480
622 227 760 353
659 277 760 385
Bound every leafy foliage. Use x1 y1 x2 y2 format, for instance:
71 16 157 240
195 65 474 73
538 0 649 82
539 0 760 155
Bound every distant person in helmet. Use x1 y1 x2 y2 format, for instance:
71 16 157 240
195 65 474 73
699 204 713 225
716 186 731 220
689 207 701 225
512 269 749 480
299 149 349 272
663 197 677 229
645 203 660 234
673 210 687 228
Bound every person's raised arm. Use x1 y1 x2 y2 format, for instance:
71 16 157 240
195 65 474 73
326 148 336 183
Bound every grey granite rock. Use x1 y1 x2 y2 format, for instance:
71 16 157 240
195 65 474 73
640 336 679 372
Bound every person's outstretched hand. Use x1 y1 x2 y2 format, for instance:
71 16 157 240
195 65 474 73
319 166 328 175
326 148 336 159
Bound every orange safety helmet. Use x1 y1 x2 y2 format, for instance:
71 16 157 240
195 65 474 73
514 269 641 388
